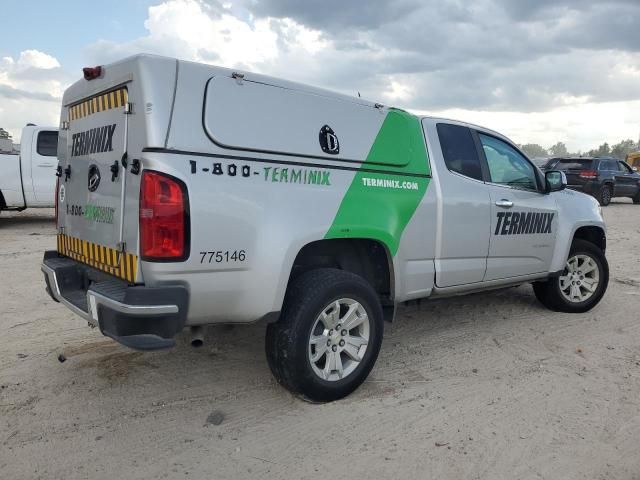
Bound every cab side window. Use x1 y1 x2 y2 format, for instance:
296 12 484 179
599 160 616 171
479 134 538 191
436 123 483 181
618 161 634 173
36 131 58 157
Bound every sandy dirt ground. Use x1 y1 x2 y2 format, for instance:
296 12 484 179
1 202 639 480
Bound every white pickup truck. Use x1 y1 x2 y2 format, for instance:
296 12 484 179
42 55 608 401
0 125 58 212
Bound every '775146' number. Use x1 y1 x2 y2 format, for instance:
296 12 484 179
199 250 246 264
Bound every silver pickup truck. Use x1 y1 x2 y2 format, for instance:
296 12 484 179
42 54 608 401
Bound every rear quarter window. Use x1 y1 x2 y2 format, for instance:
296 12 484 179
597 160 616 171
436 123 483 181
36 131 58 157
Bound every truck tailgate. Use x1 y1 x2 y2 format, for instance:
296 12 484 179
57 86 137 282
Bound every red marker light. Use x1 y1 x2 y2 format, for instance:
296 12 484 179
83 66 102 81
579 170 598 179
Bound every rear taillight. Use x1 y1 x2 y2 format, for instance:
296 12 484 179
82 66 102 80
579 170 598 179
140 171 189 261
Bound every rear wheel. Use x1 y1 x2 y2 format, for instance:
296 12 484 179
632 190 640 204
597 184 612 206
266 268 383 402
533 239 608 313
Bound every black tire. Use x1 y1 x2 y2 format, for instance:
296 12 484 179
633 191 640 204
533 238 608 313
597 184 612 206
266 268 384 402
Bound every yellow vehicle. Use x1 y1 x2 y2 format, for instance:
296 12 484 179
626 151 640 171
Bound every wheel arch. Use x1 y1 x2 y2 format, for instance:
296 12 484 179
550 220 606 273
286 238 396 321
573 225 606 253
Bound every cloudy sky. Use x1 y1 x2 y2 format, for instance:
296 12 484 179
1 0 639 151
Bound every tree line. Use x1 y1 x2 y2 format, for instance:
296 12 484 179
520 138 639 160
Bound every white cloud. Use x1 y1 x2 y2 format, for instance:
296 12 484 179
85 0 325 71
143 0 280 65
17 50 61 69
0 50 68 141
424 100 640 153
383 78 413 102
3 0 639 151
80 0 638 151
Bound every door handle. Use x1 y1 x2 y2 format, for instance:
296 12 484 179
495 199 513 208
37 163 54 167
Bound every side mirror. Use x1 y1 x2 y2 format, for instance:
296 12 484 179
545 170 567 193
633 166 638 172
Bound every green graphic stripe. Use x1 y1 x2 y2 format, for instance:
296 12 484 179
325 110 430 255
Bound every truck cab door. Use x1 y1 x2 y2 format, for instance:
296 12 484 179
429 122 491 288
477 133 559 281
31 129 58 204
615 161 637 196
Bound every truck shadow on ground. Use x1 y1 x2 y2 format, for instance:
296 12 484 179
60 284 550 402
0 213 55 228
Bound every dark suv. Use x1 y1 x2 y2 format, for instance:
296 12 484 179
538 157 640 206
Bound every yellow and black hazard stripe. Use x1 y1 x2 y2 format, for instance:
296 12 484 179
68 87 128 121
57 233 138 284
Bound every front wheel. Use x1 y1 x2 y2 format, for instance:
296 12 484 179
633 190 640 204
266 268 384 402
533 238 608 313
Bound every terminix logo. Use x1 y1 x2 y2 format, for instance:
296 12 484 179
87 164 101 192
71 124 116 157
319 125 340 155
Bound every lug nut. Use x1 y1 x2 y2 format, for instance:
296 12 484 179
341 330 347 336
339 340 345 347
332 345 337 352
326 339 331 347
336 324 341 329
328 329 334 336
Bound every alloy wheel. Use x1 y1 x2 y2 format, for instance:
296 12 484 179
308 298 370 381
559 254 600 303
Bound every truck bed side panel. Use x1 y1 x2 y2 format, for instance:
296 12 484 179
0 153 23 207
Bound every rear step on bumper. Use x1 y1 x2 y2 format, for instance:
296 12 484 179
41 251 188 351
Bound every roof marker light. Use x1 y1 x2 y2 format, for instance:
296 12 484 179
83 66 102 81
